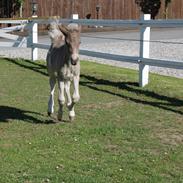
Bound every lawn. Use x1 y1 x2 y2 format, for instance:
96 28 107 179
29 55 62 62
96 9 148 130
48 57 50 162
0 58 183 183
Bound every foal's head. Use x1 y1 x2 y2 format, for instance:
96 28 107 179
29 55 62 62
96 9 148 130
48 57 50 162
59 23 81 65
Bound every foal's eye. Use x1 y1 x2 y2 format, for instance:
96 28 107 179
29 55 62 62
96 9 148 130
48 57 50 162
66 39 69 44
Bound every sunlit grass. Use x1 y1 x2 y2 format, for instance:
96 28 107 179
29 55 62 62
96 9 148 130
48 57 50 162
0 58 182 183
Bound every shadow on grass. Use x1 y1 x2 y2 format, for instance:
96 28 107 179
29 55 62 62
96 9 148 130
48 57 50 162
4 58 183 115
6 58 48 77
80 74 183 115
0 106 54 124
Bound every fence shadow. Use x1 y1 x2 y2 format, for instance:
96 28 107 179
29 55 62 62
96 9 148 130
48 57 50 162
6 58 48 77
80 74 183 115
0 106 53 124
4 58 183 115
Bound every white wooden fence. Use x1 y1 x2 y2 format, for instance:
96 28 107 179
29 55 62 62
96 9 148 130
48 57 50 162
0 19 28 47
0 15 183 87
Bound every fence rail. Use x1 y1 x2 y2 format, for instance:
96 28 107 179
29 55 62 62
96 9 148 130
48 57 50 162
32 17 183 28
0 15 183 87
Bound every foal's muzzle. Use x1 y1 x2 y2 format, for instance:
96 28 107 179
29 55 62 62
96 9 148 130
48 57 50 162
71 57 79 66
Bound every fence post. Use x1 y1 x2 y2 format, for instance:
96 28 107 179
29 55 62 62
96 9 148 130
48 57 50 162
26 15 38 61
139 14 151 87
71 14 79 20
31 17 38 61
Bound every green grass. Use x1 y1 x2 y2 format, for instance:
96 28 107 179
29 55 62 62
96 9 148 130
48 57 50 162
0 57 183 183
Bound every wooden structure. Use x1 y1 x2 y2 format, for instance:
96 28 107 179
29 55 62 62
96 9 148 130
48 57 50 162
0 0 183 19
22 0 140 19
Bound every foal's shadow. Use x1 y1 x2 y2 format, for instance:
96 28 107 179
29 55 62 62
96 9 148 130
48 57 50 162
0 106 53 124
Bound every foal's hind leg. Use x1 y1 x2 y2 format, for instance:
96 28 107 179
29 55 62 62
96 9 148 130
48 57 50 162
57 79 65 121
65 80 75 121
48 75 56 116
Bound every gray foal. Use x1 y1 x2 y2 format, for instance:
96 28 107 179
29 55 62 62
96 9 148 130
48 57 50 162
46 22 81 121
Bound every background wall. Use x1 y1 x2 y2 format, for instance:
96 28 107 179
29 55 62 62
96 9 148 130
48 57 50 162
22 0 183 19
0 0 182 19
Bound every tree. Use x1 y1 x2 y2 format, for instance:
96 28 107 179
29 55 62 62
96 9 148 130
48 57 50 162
135 0 161 19
16 0 24 17
164 0 171 19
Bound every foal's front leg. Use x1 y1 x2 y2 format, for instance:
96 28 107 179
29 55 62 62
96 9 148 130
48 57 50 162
58 79 65 121
66 75 80 121
65 80 75 121
73 75 80 103
48 75 56 116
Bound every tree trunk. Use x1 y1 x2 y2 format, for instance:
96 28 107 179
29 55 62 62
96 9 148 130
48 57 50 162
165 7 168 19
19 2 23 17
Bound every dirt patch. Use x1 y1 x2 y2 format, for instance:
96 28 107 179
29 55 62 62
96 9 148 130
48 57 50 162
0 143 14 148
154 128 183 146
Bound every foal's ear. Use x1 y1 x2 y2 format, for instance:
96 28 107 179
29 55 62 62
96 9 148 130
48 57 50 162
58 25 69 36
78 25 82 32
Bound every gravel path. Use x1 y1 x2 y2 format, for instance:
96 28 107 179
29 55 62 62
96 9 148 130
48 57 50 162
79 38 183 79
0 35 183 79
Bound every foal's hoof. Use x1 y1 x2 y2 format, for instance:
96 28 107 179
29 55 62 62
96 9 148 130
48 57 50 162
72 97 80 103
57 116 62 122
69 116 75 122
47 112 52 116
57 115 63 122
